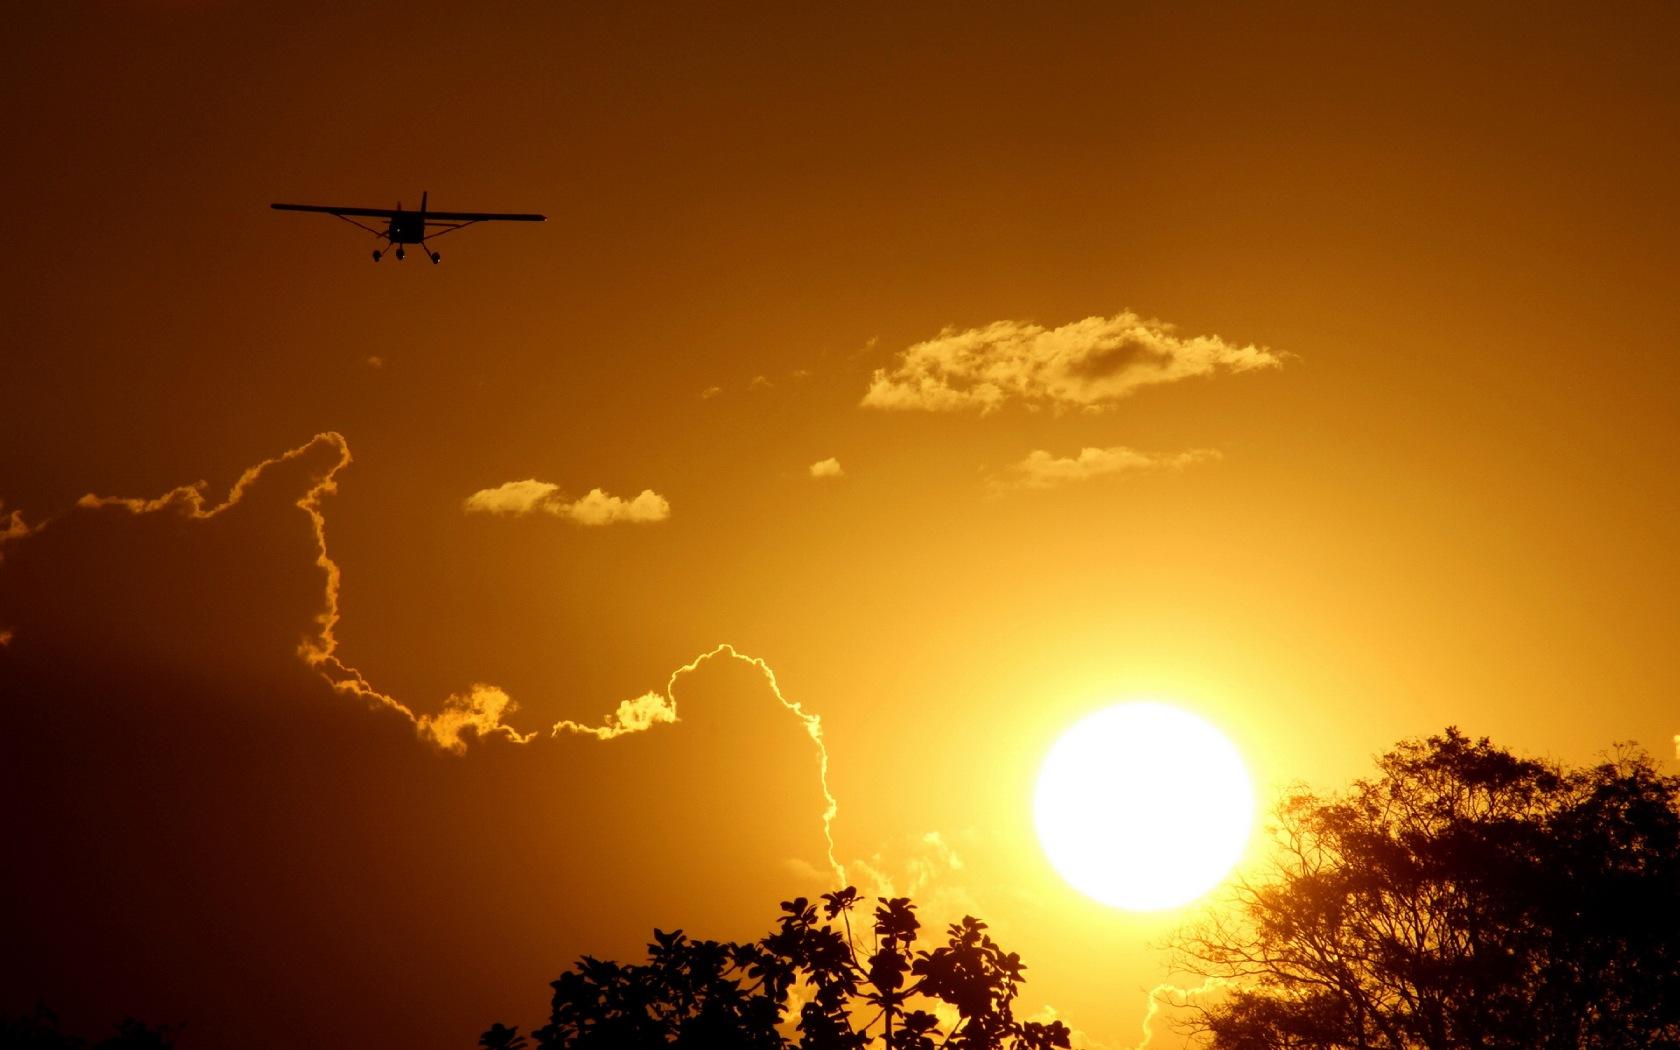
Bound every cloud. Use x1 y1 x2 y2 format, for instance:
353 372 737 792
701 368 815 400
549 645 842 881
553 689 677 741
462 479 560 515
415 684 538 754
993 446 1221 493
62 432 421 726
850 830 976 904
1134 978 1232 1050
1 505 31 538
808 457 844 480
1 437 840 880
0 504 33 564
565 488 671 526
1026 1005 1119 1050
463 480 671 525
862 310 1282 414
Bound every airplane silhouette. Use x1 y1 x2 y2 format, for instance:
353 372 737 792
271 191 544 263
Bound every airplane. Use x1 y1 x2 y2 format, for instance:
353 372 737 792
270 191 544 263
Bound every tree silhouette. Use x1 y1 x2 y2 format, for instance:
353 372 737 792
1172 728 1680 1049
0 1004 175 1050
479 1022 530 1050
487 888 1070 1049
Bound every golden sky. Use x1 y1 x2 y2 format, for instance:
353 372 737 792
4 4 1679 1047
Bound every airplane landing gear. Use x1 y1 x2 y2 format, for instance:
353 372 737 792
371 245 438 265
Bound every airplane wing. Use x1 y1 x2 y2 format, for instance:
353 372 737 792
421 210 546 222
271 199 546 245
271 202 402 218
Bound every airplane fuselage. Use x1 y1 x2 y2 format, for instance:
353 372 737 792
388 211 427 244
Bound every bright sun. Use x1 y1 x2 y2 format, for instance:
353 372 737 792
1034 702 1254 911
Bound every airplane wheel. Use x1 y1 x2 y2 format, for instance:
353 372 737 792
372 250 382 262
430 252 441 264
395 247 406 261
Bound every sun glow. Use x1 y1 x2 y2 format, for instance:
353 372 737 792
1034 702 1254 911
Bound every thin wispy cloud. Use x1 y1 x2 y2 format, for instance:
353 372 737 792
863 311 1281 414
0 505 33 561
847 829 981 933
462 479 670 525
701 366 818 400
992 446 1221 493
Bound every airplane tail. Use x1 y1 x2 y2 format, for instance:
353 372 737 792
420 190 428 217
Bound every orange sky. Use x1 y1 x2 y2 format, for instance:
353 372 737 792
4 4 1679 1047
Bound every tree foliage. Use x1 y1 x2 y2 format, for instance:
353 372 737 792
1173 728 1680 1049
487 888 1070 1049
0 1004 175 1050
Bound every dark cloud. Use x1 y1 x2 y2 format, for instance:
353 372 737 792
0 438 841 1049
